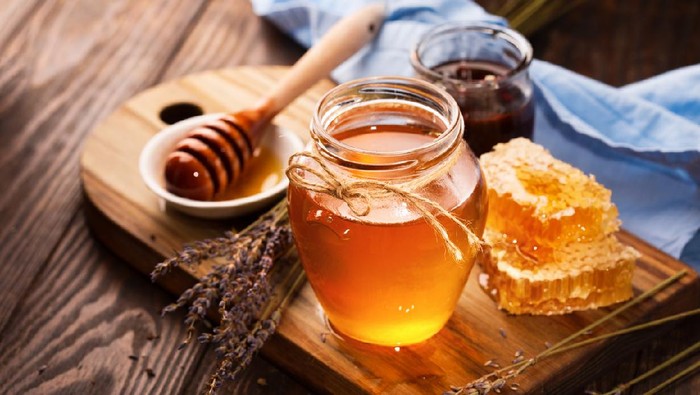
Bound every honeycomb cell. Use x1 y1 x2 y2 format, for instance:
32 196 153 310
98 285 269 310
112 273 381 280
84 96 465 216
480 138 620 261
478 139 639 315
480 229 639 315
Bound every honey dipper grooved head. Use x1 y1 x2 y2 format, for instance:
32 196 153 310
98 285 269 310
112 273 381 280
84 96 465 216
165 151 215 201
164 115 257 201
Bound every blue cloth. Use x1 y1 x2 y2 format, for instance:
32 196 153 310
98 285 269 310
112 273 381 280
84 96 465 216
252 0 700 269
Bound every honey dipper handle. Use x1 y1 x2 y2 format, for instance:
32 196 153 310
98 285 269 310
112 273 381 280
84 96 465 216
261 3 385 117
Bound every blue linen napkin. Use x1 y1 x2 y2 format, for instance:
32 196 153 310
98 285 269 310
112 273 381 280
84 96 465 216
252 0 700 269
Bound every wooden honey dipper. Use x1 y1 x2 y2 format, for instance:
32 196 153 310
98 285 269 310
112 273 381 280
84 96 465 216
165 4 385 201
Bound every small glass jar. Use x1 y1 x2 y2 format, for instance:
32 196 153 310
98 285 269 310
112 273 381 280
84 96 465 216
411 22 535 156
287 77 488 346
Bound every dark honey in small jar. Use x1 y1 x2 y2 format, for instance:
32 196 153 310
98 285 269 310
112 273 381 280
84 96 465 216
412 23 535 156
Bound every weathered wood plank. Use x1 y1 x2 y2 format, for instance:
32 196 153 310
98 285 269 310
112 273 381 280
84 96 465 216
183 347 312 395
527 0 700 86
162 0 305 81
0 212 207 394
0 0 208 335
0 0 41 44
0 1 214 393
585 316 700 394
0 0 311 392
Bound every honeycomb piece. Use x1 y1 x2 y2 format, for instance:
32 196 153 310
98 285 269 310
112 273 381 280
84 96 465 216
480 138 620 259
479 229 639 315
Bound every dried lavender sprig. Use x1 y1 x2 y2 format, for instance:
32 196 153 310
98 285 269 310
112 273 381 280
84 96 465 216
551 308 700 356
151 201 300 394
446 270 688 395
205 251 305 395
208 226 289 349
151 202 285 281
643 358 700 395
457 308 700 395
600 340 700 395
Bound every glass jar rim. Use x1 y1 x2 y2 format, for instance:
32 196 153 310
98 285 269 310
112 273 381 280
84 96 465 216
410 22 533 88
310 76 463 170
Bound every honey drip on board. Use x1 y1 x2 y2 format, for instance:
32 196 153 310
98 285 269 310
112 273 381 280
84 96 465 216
214 146 282 201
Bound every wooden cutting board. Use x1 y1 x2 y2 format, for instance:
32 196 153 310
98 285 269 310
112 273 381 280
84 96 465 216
80 66 699 394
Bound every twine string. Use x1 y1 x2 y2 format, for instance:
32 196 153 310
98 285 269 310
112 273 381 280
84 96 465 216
286 151 483 262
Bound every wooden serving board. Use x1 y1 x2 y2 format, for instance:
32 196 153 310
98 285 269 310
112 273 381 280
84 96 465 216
80 66 699 394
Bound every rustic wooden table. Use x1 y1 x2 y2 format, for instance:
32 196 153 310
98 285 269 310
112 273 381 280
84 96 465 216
0 1 698 394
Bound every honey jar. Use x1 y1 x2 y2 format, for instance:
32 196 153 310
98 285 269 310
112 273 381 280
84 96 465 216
287 77 488 346
411 22 535 156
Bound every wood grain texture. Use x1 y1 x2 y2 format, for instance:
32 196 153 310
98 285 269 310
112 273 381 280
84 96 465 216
0 0 215 392
182 344 312 395
526 0 700 86
0 212 208 394
0 1 307 394
81 67 700 395
162 0 305 81
0 0 208 335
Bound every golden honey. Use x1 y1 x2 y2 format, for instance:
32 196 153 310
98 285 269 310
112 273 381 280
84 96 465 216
289 126 486 345
480 138 620 262
478 139 639 315
215 146 282 201
287 77 487 346
481 229 638 315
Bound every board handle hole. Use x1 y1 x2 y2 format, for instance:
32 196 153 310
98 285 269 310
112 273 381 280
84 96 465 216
159 102 204 125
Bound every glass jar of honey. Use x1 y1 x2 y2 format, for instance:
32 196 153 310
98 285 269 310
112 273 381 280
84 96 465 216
411 22 534 156
287 77 488 346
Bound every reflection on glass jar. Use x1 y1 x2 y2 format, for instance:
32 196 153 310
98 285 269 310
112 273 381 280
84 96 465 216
287 77 488 346
411 22 535 156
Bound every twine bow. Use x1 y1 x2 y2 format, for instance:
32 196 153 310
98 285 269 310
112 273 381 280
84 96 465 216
286 151 484 262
